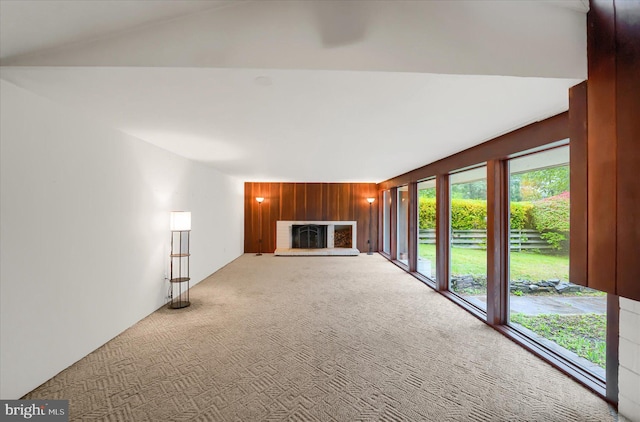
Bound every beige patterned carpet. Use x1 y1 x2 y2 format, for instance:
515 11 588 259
25 254 616 421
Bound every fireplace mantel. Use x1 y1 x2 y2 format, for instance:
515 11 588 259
275 221 360 256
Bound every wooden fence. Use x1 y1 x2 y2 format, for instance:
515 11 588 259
418 229 553 251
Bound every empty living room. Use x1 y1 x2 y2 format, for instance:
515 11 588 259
1 1 639 421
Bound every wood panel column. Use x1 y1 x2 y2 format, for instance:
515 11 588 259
486 160 509 326
581 0 640 300
435 174 450 292
390 187 398 260
408 182 418 272
569 81 588 286
586 0 618 295
613 0 640 300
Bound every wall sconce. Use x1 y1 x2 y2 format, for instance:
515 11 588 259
169 211 191 309
256 197 264 255
367 197 375 255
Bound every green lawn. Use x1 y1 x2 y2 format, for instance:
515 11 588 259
419 244 605 369
510 313 606 368
419 244 569 281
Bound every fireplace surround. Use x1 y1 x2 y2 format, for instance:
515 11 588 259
275 221 360 256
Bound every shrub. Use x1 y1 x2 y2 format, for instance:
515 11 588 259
419 198 436 229
510 202 533 230
450 199 487 230
530 192 570 251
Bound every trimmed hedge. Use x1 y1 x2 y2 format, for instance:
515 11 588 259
418 193 569 252
450 199 487 230
510 202 533 230
418 198 533 230
419 198 437 229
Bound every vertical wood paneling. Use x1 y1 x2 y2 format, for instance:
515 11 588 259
267 183 280 252
569 82 589 287
486 160 509 326
306 183 323 221
325 184 340 220
582 0 640 301
294 184 306 221
357 184 367 250
280 183 295 221
341 184 351 221
243 182 254 252
371 189 378 253
353 184 362 249
615 0 640 301
586 0 617 294
244 182 377 253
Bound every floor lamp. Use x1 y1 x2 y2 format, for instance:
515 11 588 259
169 211 191 309
367 197 375 255
256 197 264 255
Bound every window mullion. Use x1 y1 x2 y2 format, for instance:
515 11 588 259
487 159 509 326
436 174 449 292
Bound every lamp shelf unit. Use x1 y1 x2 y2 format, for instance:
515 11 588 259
169 211 191 309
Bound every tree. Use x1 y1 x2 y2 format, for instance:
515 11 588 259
451 180 487 200
518 166 569 201
418 188 436 199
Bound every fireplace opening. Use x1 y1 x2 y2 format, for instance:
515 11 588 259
334 225 353 248
292 225 327 249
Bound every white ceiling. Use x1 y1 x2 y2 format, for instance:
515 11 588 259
0 0 587 183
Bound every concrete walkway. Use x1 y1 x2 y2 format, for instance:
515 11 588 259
474 295 607 315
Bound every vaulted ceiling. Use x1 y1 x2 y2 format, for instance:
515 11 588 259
0 0 587 182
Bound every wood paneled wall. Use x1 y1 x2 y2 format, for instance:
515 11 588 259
580 0 640 301
244 183 378 253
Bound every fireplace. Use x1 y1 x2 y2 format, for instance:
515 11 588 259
292 225 327 249
275 221 360 256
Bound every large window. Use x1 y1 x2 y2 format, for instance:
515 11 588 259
449 166 487 312
397 185 409 266
508 146 606 379
383 190 391 255
417 179 436 281
377 113 615 398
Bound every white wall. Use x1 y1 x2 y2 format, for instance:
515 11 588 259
0 80 244 399
620 297 640 421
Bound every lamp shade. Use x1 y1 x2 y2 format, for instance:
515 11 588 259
367 197 376 203
170 211 191 231
256 197 264 203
